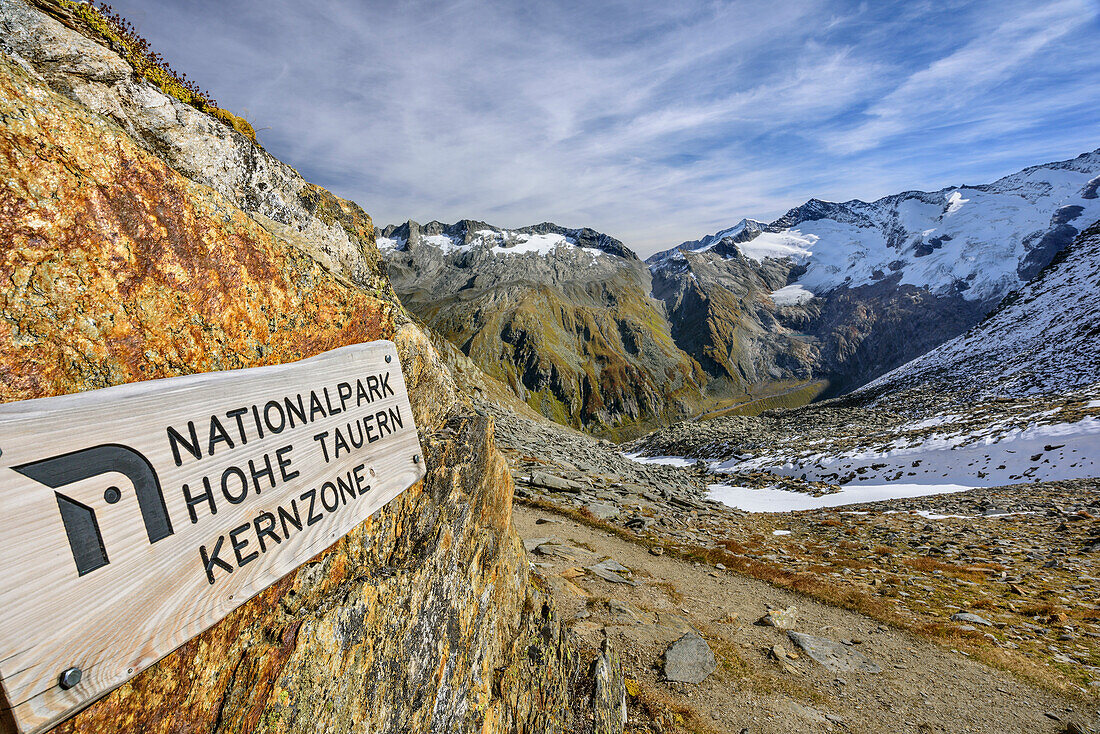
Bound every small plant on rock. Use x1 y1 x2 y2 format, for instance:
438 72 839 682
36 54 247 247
41 0 258 142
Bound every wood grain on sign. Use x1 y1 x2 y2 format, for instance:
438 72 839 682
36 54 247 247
0 341 425 734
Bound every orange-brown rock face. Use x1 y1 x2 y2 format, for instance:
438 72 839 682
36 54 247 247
0 52 392 402
0 6 618 731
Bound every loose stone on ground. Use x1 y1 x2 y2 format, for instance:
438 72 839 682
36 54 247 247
662 632 717 684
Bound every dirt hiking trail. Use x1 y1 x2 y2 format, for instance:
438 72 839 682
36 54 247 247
515 505 1094 734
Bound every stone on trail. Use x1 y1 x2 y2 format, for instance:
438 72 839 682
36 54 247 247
787 632 882 674
548 575 590 598
715 610 740 624
536 543 601 564
586 558 638 585
662 632 717 684
609 599 644 625
523 536 556 552
585 502 620 521
951 611 993 626
768 644 800 674
528 471 587 493
757 606 798 629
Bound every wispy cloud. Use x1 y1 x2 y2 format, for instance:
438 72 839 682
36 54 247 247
825 0 1091 154
106 0 1100 255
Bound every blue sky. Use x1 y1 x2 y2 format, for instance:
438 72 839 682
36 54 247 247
107 0 1100 256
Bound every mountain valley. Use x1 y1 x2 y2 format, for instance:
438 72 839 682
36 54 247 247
381 149 1100 432
380 219 708 435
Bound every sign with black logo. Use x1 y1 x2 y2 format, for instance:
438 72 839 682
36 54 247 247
0 342 424 734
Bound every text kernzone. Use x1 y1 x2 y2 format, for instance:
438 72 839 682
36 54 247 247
164 371 403 584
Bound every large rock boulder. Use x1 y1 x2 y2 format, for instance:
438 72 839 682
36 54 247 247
661 632 716 684
0 3 622 731
787 632 882 675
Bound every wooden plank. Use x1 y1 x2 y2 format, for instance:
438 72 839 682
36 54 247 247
0 342 424 733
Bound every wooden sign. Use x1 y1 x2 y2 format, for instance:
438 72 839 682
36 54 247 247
0 342 424 734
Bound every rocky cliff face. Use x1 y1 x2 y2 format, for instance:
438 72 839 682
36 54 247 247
380 219 705 435
648 245 803 385
651 247 989 397
0 2 621 732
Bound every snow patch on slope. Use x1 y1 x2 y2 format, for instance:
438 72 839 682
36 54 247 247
493 232 602 259
739 231 816 263
707 482 974 513
398 228 609 260
424 233 467 253
945 190 969 214
628 387 1100 513
770 284 815 306
715 416 1100 488
376 236 405 250
867 221 1100 397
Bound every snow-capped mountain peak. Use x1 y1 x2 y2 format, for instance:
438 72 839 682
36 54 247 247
646 218 767 264
651 148 1100 305
376 220 638 262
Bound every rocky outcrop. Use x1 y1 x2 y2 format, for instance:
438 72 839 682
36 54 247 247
0 2 621 732
381 220 706 435
649 246 808 384
0 0 388 293
0 44 404 407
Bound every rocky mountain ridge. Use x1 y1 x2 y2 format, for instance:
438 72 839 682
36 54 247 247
663 148 1100 299
378 218 639 260
644 148 1100 398
382 149 1100 430
647 218 767 262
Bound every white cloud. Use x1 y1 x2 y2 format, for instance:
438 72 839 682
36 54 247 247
107 0 1100 256
825 0 1092 154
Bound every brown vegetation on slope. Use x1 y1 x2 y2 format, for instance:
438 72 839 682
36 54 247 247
31 0 257 141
